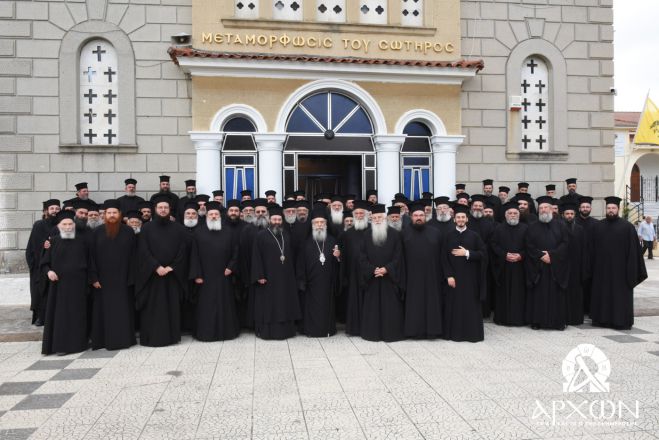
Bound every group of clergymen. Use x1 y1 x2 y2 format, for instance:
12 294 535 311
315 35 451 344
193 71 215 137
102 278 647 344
26 175 648 355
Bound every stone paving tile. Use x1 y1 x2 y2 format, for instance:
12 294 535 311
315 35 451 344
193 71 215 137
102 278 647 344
11 393 73 411
50 367 99 381
0 428 37 440
0 381 44 395
25 360 73 370
0 409 57 429
79 349 119 359
27 423 92 440
603 335 649 343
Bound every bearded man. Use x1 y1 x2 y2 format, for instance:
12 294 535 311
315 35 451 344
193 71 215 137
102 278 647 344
387 206 403 231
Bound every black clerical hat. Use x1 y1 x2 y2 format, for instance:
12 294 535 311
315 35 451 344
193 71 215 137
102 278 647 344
514 192 532 202
482 179 494 186
240 189 252 197
72 199 92 211
195 194 210 203
152 195 172 207
183 201 198 211
310 206 328 221
421 192 433 199
126 210 141 220
184 179 196 187
74 182 88 191
352 200 371 211
394 193 406 199
536 196 554 206
159 175 170 183
296 200 311 210
484 200 496 209
470 194 486 204
433 196 450 206
565 178 577 185
344 194 357 201
579 196 593 205
370 203 386 214
330 195 344 203
456 193 470 201
212 190 224 197
103 199 121 211
604 196 622 207
282 200 297 209
518 182 529 189
55 210 75 223
366 189 377 197
502 202 519 212
265 190 276 197
407 202 425 214
253 198 268 208
545 184 556 191
138 201 153 210
453 204 470 215
226 199 241 208
387 206 401 215
559 202 577 213
293 189 305 197
343 210 353 218
240 200 254 209
206 201 222 212
42 199 60 210
455 183 466 190
499 186 510 193
124 178 137 185
268 205 283 217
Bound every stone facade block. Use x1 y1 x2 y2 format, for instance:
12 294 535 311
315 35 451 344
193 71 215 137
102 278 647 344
16 2 48 20
0 20 31 38
34 172 65 191
554 23 574 50
146 5 177 23
574 23 599 41
567 111 589 129
120 5 145 33
523 164 551 181
162 135 192 153
590 112 613 129
468 92 505 110
0 154 15 171
494 21 516 49
137 117 178 135
16 78 57 97
0 2 14 19
137 98 162 116
99 172 125 191
567 76 588 94
0 231 18 250
32 59 58 78
494 164 525 181
136 135 162 153
480 3 507 20
116 153 147 172
591 146 613 163
568 128 601 146
566 59 599 76
481 146 506 163
17 191 49 211
470 127 507 146
147 153 179 172
461 109 481 127
481 39 509 57
48 3 74 31
588 6 612 23
0 96 31 114
33 21 65 40
589 42 613 59
177 117 191 135
32 97 58 116
17 153 49 172
0 116 16 134
32 134 58 153
526 18 545 38
0 193 17 209
17 116 58 134
481 75 505 93
457 145 482 163
0 40 14 57
130 23 161 41
0 135 32 152
176 6 191 24
136 79 177 98
0 173 32 190
50 153 82 172
83 154 115 172
562 6 587 23
136 64 161 79
66 173 98 191
15 40 60 59
178 154 195 172
67 3 87 23
482 110 506 128
106 4 128 25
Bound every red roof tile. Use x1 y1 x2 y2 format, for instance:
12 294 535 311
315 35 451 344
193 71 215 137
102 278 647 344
168 47 484 71
615 112 641 128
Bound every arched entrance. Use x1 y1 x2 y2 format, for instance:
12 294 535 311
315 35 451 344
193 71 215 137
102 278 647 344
631 164 640 202
283 91 376 198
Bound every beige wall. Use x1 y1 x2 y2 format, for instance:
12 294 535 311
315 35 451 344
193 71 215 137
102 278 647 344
192 76 462 134
192 0 461 62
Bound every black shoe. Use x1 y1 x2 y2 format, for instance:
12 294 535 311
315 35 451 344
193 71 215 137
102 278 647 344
531 324 540 330
34 318 44 327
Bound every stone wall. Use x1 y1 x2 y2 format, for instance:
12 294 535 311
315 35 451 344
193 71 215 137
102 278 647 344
457 0 614 212
0 0 193 272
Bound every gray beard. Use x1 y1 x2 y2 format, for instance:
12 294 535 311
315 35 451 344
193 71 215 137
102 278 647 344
438 213 451 223
312 228 327 242
132 227 141 234
506 218 519 226
388 219 402 231
87 219 102 229
269 224 282 236
538 213 553 224
371 222 388 247
244 214 255 224
353 217 368 231
184 219 198 228
206 218 222 231
426 213 432 222
60 230 75 240
255 216 269 229
126 192 136 197
285 214 297 224
330 210 343 225
471 210 483 219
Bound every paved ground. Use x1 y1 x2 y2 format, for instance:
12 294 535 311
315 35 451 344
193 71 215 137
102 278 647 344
0 258 656 439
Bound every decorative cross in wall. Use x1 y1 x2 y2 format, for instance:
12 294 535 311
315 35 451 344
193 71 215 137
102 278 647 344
92 45 106 62
521 135 531 149
104 109 116 124
104 67 116 83
536 135 546 149
535 116 546 129
526 59 538 74
84 129 97 143
103 90 117 104
521 79 530 93
535 99 546 112
535 80 546 93
521 115 531 129
521 98 531 111
84 108 97 124
103 129 117 144
83 66 96 82
84 89 97 104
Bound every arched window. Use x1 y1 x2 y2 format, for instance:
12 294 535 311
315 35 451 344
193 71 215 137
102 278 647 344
273 0 302 20
520 56 549 152
401 0 423 27
359 0 387 24
79 39 118 145
222 116 257 201
235 0 259 19
286 92 373 134
316 1 345 22
401 121 431 200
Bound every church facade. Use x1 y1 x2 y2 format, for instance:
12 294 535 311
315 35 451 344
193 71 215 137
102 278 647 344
0 0 614 270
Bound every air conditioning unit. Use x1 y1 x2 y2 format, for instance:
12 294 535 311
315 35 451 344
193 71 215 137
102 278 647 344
509 95 522 111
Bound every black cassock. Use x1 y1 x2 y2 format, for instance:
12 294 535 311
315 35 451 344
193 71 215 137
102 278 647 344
441 228 488 342
251 228 301 340
468 216 496 317
359 228 405 342
26 218 55 323
237 223 263 329
88 225 137 350
565 221 589 325
338 227 368 335
401 225 444 338
524 219 570 329
427 219 454 236
188 223 240 341
590 217 647 329
489 222 528 326
576 215 598 314
117 194 145 216
135 219 188 347
296 234 339 337
41 236 90 355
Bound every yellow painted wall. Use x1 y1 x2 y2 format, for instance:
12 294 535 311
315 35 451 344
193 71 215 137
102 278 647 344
192 76 461 134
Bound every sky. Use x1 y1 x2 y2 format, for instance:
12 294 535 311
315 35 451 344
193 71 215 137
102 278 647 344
614 0 659 111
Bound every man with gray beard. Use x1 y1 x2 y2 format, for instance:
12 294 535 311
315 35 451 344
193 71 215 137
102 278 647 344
359 204 405 342
251 206 301 339
525 196 570 330
296 207 341 337
489 203 528 326
337 200 370 332
328 196 344 238
87 204 103 229
387 206 403 231
117 178 145 216
428 197 453 236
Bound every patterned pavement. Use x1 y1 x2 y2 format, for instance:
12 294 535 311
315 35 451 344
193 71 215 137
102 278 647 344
0 317 658 440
